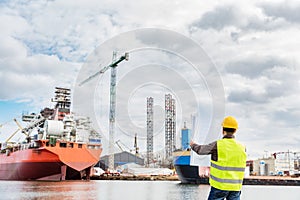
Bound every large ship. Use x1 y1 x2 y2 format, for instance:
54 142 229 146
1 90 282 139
0 87 102 181
173 150 209 184
173 123 209 184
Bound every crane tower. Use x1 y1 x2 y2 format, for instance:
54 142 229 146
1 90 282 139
79 52 129 170
146 97 154 166
165 94 176 159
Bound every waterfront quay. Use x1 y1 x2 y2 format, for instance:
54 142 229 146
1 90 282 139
92 173 300 186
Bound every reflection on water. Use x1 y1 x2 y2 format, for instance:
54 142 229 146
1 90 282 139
0 181 208 200
0 181 99 199
0 180 299 200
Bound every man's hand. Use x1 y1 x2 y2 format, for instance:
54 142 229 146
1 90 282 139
190 140 196 146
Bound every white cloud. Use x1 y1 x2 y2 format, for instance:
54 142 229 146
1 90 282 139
0 0 300 158
261 0 300 24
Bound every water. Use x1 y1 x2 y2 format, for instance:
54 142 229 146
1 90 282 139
0 180 299 200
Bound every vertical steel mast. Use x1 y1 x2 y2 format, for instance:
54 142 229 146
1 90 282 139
108 52 117 170
79 52 129 171
146 97 154 166
165 94 176 161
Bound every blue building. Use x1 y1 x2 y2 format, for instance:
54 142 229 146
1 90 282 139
181 124 191 150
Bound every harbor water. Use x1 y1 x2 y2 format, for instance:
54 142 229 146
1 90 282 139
0 180 299 200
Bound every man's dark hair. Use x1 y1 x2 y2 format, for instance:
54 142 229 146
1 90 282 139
223 127 236 134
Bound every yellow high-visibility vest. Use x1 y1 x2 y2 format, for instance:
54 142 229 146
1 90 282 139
209 138 247 191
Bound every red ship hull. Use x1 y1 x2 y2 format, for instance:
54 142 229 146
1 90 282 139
0 140 102 181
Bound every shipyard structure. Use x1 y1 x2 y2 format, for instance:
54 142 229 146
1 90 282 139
165 94 176 161
146 97 154 166
147 93 177 166
99 93 178 170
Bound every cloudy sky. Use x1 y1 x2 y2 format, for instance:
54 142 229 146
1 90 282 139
1 0 300 160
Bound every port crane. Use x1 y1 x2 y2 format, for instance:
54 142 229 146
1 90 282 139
1 116 46 143
115 134 139 155
115 139 131 152
79 52 129 170
0 118 14 129
3 118 30 143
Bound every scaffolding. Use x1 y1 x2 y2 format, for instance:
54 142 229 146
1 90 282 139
146 97 154 166
165 94 176 160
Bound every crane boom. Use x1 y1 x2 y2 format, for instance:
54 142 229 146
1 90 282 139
115 139 133 152
5 128 21 143
5 118 37 143
79 52 129 86
78 71 102 86
13 118 23 130
115 140 124 152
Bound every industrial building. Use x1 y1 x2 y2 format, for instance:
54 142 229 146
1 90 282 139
250 152 300 176
99 151 144 170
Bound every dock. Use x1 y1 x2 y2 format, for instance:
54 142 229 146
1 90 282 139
244 176 300 186
91 174 179 181
92 174 300 186
187 176 300 186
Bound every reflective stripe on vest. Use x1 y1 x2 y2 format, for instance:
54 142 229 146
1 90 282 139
211 163 245 172
210 174 243 184
209 138 246 191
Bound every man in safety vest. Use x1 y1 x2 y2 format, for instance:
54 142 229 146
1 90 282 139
190 116 247 200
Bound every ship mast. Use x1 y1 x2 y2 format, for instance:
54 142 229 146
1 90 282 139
51 87 71 121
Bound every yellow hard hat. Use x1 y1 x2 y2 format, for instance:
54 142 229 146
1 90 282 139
222 116 238 129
